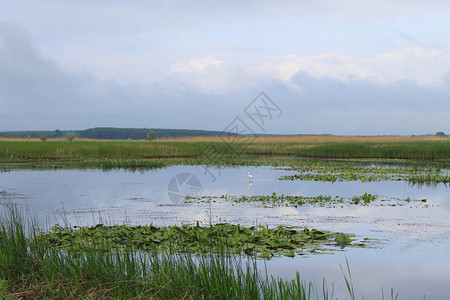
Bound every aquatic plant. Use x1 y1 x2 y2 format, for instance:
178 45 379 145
0 206 398 299
41 223 363 258
189 193 428 208
278 159 449 184
350 193 376 205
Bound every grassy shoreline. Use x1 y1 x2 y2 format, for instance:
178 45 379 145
0 136 449 164
0 206 397 299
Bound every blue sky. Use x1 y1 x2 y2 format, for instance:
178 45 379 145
1 1 449 135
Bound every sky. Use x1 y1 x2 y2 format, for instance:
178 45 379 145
0 1 449 135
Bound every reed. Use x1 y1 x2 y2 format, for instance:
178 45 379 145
159 135 447 143
0 137 449 163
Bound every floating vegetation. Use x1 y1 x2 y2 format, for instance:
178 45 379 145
187 193 429 208
407 174 450 186
350 193 376 205
40 223 371 259
277 160 450 184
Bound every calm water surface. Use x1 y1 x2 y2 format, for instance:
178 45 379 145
1 165 449 299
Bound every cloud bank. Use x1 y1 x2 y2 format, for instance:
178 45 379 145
0 1 450 135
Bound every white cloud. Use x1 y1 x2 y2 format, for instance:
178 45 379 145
1 23 449 135
1 2 450 135
159 45 450 97
168 57 254 94
245 46 450 86
170 57 225 73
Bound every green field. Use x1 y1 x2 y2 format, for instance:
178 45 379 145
0 137 449 167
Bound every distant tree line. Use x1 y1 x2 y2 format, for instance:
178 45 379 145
0 129 76 138
0 128 447 139
79 128 148 140
78 127 236 140
0 127 237 140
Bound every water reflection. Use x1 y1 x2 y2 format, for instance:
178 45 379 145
1 165 449 298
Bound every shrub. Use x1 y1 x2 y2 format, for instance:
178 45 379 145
147 130 156 140
66 132 76 142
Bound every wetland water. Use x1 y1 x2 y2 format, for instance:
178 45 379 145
1 164 449 299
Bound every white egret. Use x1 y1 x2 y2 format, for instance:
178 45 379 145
248 172 253 180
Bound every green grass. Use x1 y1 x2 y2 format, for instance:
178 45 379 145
0 139 449 164
0 206 399 299
0 140 211 160
284 141 450 160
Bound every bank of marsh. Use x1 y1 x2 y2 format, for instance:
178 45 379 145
0 136 449 166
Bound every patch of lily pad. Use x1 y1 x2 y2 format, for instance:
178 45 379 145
277 161 450 185
186 192 429 208
40 223 375 259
